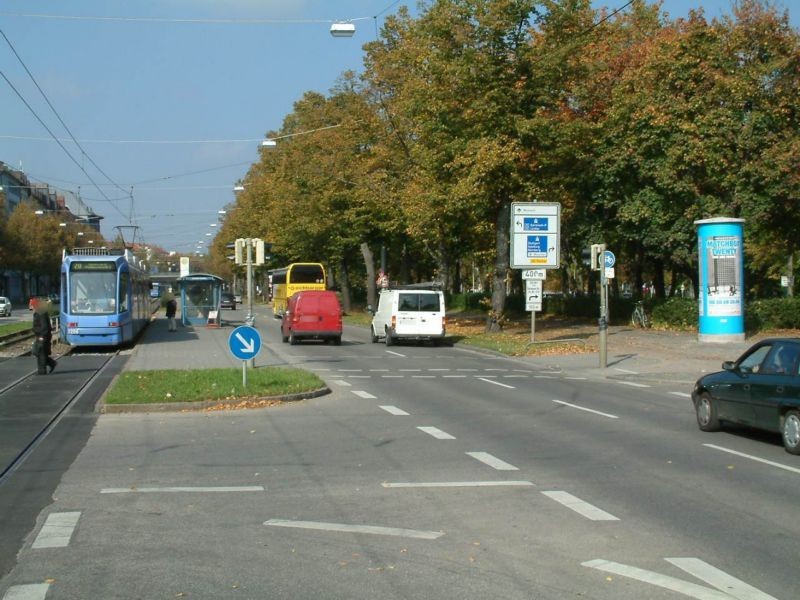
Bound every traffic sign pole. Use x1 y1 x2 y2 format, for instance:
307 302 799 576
229 326 262 388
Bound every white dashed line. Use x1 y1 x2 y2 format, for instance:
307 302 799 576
442 375 466 378
564 377 587 380
32 511 81 549
2 583 50 600
399 369 421 372
669 391 692 398
382 481 534 488
614 367 639 374
541 491 620 521
617 381 650 388
417 426 456 440
533 375 554 379
552 400 619 419
428 368 450 372
503 375 529 378
352 390 377 399
665 557 779 600
457 368 478 372
101 486 265 493
385 350 406 357
379 405 409 416
338 369 362 372
412 375 436 379
466 452 519 471
347 375 371 379
332 380 352 387
703 444 800 475
485 368 508 372
370 369 390 372
477 377 515 389
381 375 404 378
264 519 444 540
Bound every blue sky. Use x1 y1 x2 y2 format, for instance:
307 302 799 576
0 1 796 256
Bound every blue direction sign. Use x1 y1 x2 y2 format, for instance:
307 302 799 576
604 250 616 268
228 326 262 360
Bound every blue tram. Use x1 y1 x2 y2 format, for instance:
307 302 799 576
60 247 156 346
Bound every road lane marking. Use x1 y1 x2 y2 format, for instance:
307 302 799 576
670 391 692 398
615 367 639 374
338 369 362 372
32 511 81 549
617 381 651 388
428 368 450 371
412 375 436 379
332 380 352 387
541 491 619 521
379 405 409 416
564 377 587 380
385 350 406 357
666 557 778 600
457 368 478 372
417 426 456 440
347 375 371 379
552 400 619 419
370 369 389 372
399 369 421 372
264 519 443 540
583 558 777 600
101 486 265 493
352 391 377 399
383 481 534 488
485 368 508 372
2 584 50 600
477 377 515 389
703 444 800 475
442 375 466 378
466 452 519 471
533 375 554 379
381 375 404 378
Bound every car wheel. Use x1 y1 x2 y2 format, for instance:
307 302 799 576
385 328 394 346
695 392 721 432
370 327 379 343
782 410 800 455
289 332 298 345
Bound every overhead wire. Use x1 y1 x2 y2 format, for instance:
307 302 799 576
0 12 374 25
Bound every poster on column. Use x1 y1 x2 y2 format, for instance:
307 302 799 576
701 236 742 317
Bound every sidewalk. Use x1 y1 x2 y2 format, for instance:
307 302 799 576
515 325 759 385
124 310 282 372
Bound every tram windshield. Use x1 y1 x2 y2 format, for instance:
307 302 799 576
69 262 118 315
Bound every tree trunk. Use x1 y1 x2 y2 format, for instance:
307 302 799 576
399 243 410 284
452 258 461 294
653 258 666 299
361 242 376 309
486 202 510 333
339 257 352 314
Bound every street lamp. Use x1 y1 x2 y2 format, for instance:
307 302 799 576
261 139 277 148
330 22 356 37
233 184 245 193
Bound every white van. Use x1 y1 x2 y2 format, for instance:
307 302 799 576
369 287 446 346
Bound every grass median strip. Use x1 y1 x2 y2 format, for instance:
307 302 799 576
104 367 324 405
0 321 32 337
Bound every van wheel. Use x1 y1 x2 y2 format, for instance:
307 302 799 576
385 329 394 346
281 334 288 343
333 336 342 346
370 327 379 343
289 332 299 345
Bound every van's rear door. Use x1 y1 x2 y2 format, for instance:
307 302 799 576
294 294 320 331
416 292 443 336
396 293 420 335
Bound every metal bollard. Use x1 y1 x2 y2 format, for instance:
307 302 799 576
598 316 608 369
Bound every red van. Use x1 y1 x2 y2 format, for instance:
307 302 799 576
281 290 342 345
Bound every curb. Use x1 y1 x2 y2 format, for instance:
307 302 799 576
98 386 331 414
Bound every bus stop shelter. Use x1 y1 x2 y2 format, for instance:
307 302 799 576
177 273 224 326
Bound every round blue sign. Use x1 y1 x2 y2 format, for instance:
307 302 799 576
604 250 616 268
228 326 262 360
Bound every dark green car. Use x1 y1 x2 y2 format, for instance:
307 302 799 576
692 338 800 454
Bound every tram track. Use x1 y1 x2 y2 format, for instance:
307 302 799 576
0 351 118 487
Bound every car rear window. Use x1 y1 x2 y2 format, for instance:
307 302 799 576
398 293 440 312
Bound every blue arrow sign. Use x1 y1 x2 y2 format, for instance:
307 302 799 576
228 326 262 360
604 250 616 268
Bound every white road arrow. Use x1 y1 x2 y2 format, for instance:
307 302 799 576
235 332 255 354
583 558 778 600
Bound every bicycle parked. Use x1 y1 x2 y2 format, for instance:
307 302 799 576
631 301 650 328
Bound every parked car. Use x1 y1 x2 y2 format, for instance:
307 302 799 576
369 285 446 346
281 290 342 345
234 294 242 304
220 292 237 310
0 297 11 317
692 338 800 454
47 293 60 305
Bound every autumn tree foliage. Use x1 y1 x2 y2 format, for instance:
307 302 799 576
211 0 799 327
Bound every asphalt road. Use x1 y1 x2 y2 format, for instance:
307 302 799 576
0 306 795 599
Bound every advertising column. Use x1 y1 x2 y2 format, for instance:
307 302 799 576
695 217 745 343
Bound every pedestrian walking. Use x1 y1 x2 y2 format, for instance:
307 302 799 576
32 302 57 375
165 297 178 332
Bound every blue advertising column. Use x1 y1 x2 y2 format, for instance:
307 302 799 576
695 217 745 343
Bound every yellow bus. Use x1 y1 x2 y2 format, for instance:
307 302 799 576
270 263 326 318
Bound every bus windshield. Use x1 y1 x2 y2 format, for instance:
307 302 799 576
289 264 324 284
70 262 117 315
